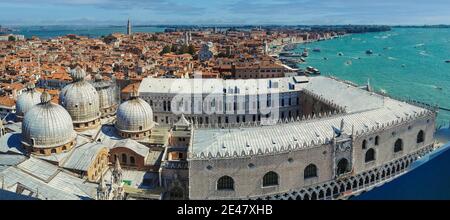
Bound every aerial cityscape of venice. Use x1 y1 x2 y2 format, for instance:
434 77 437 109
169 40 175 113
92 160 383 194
1 0 450 202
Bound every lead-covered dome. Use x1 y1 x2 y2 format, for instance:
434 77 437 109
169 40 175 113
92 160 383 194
115 90 154 139
16 82 41 120
92 73 118 118
22 91 77 155
60 66 101 130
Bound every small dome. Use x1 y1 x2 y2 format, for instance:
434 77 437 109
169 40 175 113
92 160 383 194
22 92 76 149
95 73 103 81
92 74 118 117
16 83 42 118
71 66 87 82
60 67 100 124
115 97 154 133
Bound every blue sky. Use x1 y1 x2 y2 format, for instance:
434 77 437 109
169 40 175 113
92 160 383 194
1 0 450 25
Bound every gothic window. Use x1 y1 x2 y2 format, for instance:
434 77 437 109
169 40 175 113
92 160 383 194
362 140 367 149
375 136 379 145
304 164 318 179
394 139 403 153
337 158 350 175
217 176 234 191
263 171 279 187
122 153 127 164
417 130 425 143
365 149 376 162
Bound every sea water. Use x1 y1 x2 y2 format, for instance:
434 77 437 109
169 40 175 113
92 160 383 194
295 28 450 126
10 25 165 39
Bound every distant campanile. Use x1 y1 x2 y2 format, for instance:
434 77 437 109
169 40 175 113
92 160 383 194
127 19 132 35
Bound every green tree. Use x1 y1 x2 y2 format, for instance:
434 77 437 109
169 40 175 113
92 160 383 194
187 45 196 55
8 35 16 41
171 44 178 53
179 45 189 54
160 45 171 55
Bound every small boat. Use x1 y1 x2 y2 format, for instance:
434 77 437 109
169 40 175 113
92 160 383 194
338 52 344 56
445 60 450 63
401 64 406 68
366 50 373 55
313 48 321 52
323 57 328 60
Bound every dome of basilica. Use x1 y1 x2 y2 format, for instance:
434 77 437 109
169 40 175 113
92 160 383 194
115 90 154 139
15 82 41 120
59 66 101 130
92 73 118 118
22 91 77 155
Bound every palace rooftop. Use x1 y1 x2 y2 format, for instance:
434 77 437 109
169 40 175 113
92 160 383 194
189 76 432 159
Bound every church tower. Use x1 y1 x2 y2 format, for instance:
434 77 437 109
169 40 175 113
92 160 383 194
111 159 125 200
127 19 132 35
96 174 109 200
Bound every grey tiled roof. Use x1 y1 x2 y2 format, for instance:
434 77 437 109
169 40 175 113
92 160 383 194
112 139 149 158
0 154 27 166
62 142 106 172
190 77 431 159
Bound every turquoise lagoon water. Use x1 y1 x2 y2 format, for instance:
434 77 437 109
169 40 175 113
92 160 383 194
10 25 165 39
295 28 450 126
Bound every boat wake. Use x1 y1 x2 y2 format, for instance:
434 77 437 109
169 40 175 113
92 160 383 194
419 51 431 57
387 57 397 60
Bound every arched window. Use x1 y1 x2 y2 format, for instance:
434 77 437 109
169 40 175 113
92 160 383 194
337 158 350 175
362 140 367 149
263 171 279 187
217 176 234 191
122 153 127 164
51 149 57 154
394 139 403 153
365 149 376 162
375 136 379 145
304 164 318 179
417 130 425 143
130 156 135 165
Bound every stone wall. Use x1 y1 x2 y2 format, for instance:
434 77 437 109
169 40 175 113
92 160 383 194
187 113 436 199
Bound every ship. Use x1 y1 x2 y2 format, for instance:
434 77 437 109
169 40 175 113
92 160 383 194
366 50 373 55
305 66 320 75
